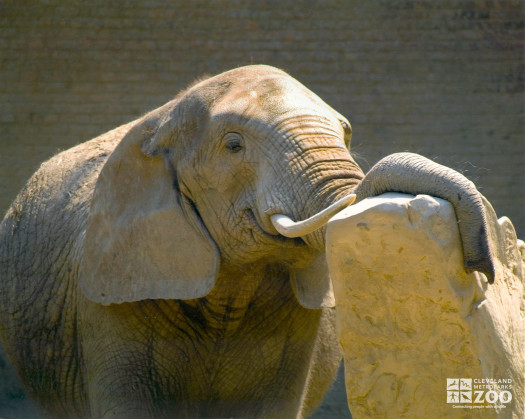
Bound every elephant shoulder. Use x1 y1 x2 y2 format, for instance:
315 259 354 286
0 121 136 278
40 121 136 203
5 121 135 222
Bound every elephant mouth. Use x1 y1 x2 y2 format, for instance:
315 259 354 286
245 208 307 248
240 192 356 255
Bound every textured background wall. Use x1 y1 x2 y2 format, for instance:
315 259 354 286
0 0 523 417
1 0 524 236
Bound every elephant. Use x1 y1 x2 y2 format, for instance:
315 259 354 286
0 65 495 418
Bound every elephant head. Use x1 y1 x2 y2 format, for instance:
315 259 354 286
80 65 495 309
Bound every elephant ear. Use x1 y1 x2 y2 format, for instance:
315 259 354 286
291 252 335 309
80 101 220 305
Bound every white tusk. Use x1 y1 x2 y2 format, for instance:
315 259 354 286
270 194 356 238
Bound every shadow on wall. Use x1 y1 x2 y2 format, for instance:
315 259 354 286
0 342 351 419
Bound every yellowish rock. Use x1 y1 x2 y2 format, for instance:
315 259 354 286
326 193 524 418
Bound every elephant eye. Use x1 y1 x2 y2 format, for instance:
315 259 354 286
224 133 244 153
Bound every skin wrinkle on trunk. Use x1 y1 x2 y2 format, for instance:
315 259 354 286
265 140 361 248
257 110 361 230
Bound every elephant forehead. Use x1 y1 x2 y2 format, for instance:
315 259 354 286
213 75 335 123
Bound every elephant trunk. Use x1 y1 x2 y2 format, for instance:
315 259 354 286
261 126 363 251
354 152 495 283
269 151 495 284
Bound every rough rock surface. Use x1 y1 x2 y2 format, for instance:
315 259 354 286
326 193 524 418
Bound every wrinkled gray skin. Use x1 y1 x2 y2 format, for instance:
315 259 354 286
0 65 494 419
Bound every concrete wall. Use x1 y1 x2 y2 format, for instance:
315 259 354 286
1 0 523 235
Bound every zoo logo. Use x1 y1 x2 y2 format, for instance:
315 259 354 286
446 378 513 405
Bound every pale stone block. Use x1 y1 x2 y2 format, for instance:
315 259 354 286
326 193 524 418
